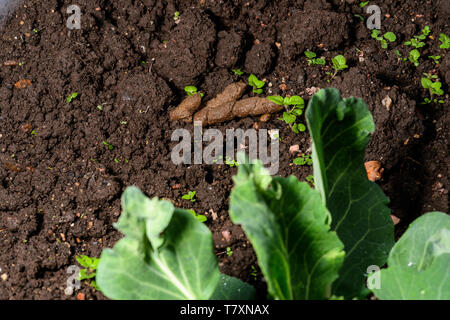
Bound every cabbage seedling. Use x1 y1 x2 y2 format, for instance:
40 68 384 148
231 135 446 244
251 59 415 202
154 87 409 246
326 55 348 80
184 86 204 97
428 55 441 65
371 30 396 49
232 69 244 76
304 51 326 65
188 209 206 223
404 26 431 49
76 255 100 290
267 95 306 133
409 49 420 67
439 33 450 49
421 73 445 104
293 154 312 166
248 74 265 94
182 190 196 202
66 92 78 103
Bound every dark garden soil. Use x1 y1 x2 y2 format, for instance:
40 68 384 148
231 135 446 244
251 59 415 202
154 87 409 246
0 0 448 300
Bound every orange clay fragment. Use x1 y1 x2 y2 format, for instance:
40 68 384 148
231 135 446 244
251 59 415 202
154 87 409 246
14 79 32 89
169 92 202 123
364 161 384 182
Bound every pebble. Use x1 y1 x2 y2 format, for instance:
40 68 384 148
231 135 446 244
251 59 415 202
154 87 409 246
259 114 271 122
382 95 392 111
289 145 300 155
1 273 8 281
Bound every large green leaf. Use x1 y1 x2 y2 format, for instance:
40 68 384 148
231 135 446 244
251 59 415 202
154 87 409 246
306 88 395 298
210 274 256 300
372 212 450 300
229 157 345 300
96 187 220 300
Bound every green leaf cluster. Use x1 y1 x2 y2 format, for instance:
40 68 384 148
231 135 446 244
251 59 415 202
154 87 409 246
371 30 397 49
248 74 265 94
304 51 326 65
268 95 306 133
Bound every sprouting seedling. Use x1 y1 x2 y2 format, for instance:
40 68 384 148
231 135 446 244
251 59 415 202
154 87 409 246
102 141 114 150
248 74 265 94
305 175 315 186
371 30 396 49
224 156 239 167
421 73 445 104
439 33 450 49
268 95 306 133
404 26 431 49
226 247 233 257
304 51 326 66
184 86 204 97
76 255 100 290
428 55 441 65
173 11 180 21
33 28 38 33
326 55 348 80
232 69 244 76
354 14 364 22
66 92 78 103
188 209 206 223
409 49 420 67
293 154 312 166
360 1 369 7
182 190 196 202
250 265 258 280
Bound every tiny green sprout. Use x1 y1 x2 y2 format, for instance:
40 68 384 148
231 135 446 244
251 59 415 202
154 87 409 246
76 255 100 290
306 175 315 186
354 14 364 22
66 92 78 103
293 154 312 166
174 11 180 21
404 26 431 49
428 55 441 65
114 158 119 163
394 50 407 61
18 61 25 66
120 120 127 125
224 156 239 167
102 141 114 150
232 69 244 76
268 95 306 133
33 28 38 33
248 74 265 94
439 33 450 49
409 49 420 67
96 105 103 111
250 265 258 280
184 85 204 97
360 1 369 8
188 209 206 223
371 30 396 49
31 129 37 136
421 73 445 104
326 55 348 80
226 247 233 257
182 190 196 202
304 51 326 66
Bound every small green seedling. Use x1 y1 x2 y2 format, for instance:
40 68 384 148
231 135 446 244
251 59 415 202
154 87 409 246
224 156 239 167
268 95 306 133
76 255 100 290
31 129 37 136
371 30 396 49
304 51 326 66
326 55 348 81
102 141 114 150
421 73 445 104
184 86 204 97
232 69 244 76
250 265 258 280
354 14 364 22
174 11 180 21
188 209 206 223
18 61 25 66
439 33 450 49
66 92 78 103
226 247 233 257
409 49 420 67
248 74 265 94
293 154 312 166
33 28 38 33
404 26 431 49
305 175 315 186
428 55 441 65
360 1 369 7
182 191 196 202
394 50 407 61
